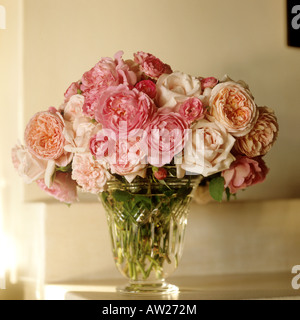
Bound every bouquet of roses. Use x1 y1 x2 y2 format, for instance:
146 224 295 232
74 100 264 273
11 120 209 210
12 50 279 204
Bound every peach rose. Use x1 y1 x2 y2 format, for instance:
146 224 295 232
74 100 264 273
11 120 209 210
234 107 279 157
181 119 236 177
24 111 65 160
209 81 258 137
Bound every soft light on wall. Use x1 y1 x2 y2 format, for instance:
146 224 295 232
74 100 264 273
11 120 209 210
0 5 6 29
0 179 17 289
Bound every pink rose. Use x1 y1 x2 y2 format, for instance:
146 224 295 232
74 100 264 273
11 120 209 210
64 81 81 102
222 156 269 194
147 111 189 167
109 139 147 182
80 51 137 118
200 77 218 91
178 97 206 124
234 107 279 158
209 81 258 137
89 130 116 159
36 172 78 204
72 153 110 194
134 80 157 99
94 84 156 134
134 51 172 79
24 111 65 160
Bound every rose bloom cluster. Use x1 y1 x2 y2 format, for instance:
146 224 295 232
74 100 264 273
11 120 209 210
12 51 279 203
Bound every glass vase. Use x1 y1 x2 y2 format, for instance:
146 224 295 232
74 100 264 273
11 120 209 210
100 174 201 295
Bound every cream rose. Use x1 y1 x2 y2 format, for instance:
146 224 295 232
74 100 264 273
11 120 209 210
180 119 235 177
209 81 258 137
156 72 203 109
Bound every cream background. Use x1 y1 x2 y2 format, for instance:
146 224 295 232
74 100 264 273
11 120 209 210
0 0 300 299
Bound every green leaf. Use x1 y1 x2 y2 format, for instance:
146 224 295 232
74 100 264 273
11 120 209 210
209 176 225 202
225 187 231 201
56 163 72 173
112 190 133 202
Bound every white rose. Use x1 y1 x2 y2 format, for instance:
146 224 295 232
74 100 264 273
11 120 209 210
11 143 48 184
64 116 102 154
156 72 203 109
180 119 235 177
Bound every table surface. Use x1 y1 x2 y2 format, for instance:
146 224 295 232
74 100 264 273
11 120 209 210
44 272 300 300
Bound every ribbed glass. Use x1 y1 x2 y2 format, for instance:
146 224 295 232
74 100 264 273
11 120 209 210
100 175 201 294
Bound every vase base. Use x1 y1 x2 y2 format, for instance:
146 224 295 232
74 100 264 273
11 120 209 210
117 281 179 296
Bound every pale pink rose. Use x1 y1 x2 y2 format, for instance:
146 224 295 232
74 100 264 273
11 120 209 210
181 119 236 177
24 111 65 160
209 81 258 137
222 156 269 194
234 107 279 157
81 51 137 118
62 94 85 121
147 111 189 167
36 172 78 204
94 84 156 134
134 51 172 79
63 116 102 154
134 80 157 99
109 139 147 182
156 72 203 109
178 97 206 124
200 77 218 90
11 143 48 184
72 153 110 194
64 81 81 102
55 151 73 168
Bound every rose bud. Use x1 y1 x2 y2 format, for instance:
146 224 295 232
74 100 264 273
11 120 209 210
154 167 168 180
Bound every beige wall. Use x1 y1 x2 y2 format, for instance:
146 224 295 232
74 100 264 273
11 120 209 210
19 0 299 201
1 0 300 298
